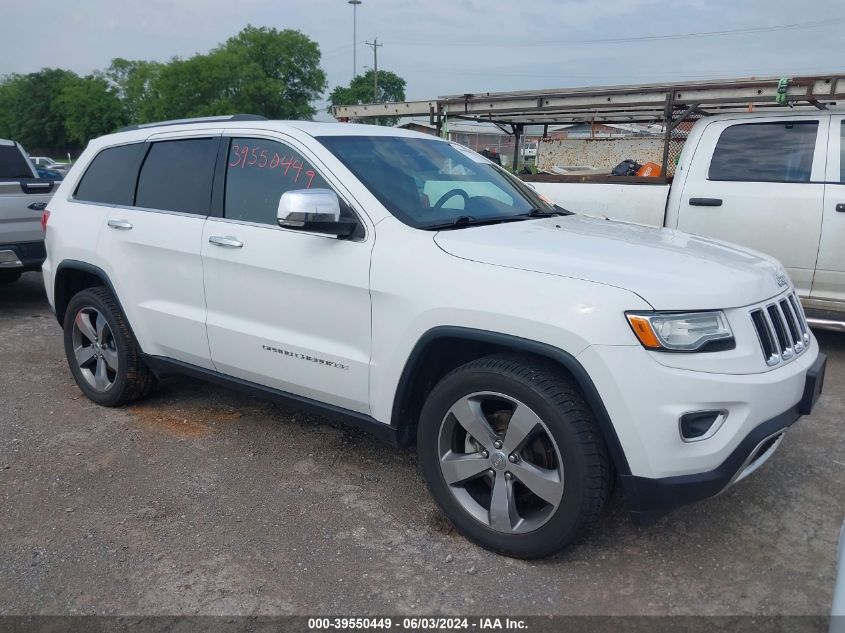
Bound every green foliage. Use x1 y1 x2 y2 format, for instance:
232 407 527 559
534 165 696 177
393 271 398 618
134 26 327 122
106 58 162 123
329 69 407 126
0 68 79 152
0 26 330 153
59 75 128 145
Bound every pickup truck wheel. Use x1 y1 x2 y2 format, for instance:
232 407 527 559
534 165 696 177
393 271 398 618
63 287 156 406
0 270 22 284
418 354 610 558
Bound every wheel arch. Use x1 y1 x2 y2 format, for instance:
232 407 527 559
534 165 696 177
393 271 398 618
392 326 631 476
54 260 126 328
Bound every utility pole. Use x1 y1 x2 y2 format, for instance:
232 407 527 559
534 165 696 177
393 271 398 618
349 0 362 78
365 38 382 101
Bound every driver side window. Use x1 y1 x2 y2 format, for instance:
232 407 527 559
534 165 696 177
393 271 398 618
224 138 353 227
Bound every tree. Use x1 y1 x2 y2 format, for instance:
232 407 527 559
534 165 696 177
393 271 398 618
59 75 127 144
219 25 327 119
139 26 327 122
105 58 162 124
328 69 406 126
0 68 79 152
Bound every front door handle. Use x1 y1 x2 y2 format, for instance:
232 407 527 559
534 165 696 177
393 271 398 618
27 202 47 211
209 235 243 248
688 198 723 207
836 203 845 213
107 219 133 230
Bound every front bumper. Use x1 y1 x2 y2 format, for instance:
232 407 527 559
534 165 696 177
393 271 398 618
621 352 826 524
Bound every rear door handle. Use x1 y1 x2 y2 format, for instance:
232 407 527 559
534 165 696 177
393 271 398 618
209 235 243 248
688 198 723 207
107 219 133 230
836 203 845 213
27 202 47 211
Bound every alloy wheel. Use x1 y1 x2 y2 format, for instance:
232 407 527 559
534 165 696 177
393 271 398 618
71 307 119 392
437 391 565 534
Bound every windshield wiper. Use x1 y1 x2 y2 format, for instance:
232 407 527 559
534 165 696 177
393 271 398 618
523 207 570 217
422 215 528 231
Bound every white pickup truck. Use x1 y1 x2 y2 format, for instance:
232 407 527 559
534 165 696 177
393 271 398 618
531 111 845 328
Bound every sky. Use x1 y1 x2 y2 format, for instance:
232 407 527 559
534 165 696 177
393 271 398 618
1 0 842 120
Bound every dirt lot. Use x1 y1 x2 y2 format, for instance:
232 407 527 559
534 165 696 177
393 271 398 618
0 271 843 616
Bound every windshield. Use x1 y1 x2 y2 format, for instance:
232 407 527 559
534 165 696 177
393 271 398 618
317 135 555 229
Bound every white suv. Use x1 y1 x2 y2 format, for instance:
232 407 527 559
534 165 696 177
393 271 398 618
42 115 826 558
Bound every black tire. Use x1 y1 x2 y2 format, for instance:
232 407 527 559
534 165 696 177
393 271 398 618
0 270 22 284
63 286 156 406
417 354 611 558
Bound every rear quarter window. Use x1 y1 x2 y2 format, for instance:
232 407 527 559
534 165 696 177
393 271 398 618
74 143 145 205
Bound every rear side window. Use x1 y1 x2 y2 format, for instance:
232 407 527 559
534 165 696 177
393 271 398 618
709 121 818 183
224 137 331 225
135 138 218 214
74 143 144 205
0 144 34 179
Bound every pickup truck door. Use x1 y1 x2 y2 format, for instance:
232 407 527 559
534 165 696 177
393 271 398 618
96 134 218 369
0 141 53 265
201 133 372 414
813 116 845 303
676 116 828 295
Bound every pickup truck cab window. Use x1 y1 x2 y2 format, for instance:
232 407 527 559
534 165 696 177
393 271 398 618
73 143 145 206
318 135 548 228
0 143 35 180
708 121 818 183
135 138 218 215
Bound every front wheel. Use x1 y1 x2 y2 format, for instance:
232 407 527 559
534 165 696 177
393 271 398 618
63 287 156 406
417 354 611 558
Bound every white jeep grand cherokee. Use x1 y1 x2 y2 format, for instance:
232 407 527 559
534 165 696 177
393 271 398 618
42 115 826 558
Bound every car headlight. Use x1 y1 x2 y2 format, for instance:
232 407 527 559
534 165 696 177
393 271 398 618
625 310 735 352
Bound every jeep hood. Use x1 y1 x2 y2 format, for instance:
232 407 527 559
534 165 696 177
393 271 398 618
433 215 786 310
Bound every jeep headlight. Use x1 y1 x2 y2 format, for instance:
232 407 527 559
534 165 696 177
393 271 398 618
625 311 735 352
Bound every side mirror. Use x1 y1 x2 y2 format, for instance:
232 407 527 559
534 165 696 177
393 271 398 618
277 188 357 238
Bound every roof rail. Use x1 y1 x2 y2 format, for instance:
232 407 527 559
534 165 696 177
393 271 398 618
119 114 268 132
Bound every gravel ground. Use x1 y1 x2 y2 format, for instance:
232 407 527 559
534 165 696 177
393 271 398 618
1 272 843 616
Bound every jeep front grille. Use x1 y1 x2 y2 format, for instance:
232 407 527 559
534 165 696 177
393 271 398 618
750 292 810 367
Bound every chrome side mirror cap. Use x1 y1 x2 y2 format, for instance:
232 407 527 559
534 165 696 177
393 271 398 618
277 188 341 228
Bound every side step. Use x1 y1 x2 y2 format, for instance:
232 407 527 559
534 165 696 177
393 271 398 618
806 317 845 332
803 307 845 333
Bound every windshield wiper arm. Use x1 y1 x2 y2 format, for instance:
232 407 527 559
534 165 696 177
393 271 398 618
422 215 528 231
523 207 569 217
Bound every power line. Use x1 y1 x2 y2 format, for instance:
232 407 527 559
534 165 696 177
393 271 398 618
383 16 845 48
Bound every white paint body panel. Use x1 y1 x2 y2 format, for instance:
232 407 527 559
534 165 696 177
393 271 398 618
531 181 670 227
535 111 845 311
817 116 845 303
43 119 820 486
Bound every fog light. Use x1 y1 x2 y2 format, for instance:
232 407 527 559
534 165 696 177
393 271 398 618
679 410 728 442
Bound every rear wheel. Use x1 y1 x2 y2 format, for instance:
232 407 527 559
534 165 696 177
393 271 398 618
63 287 156 406
0 270 22 284
418 354 611 558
